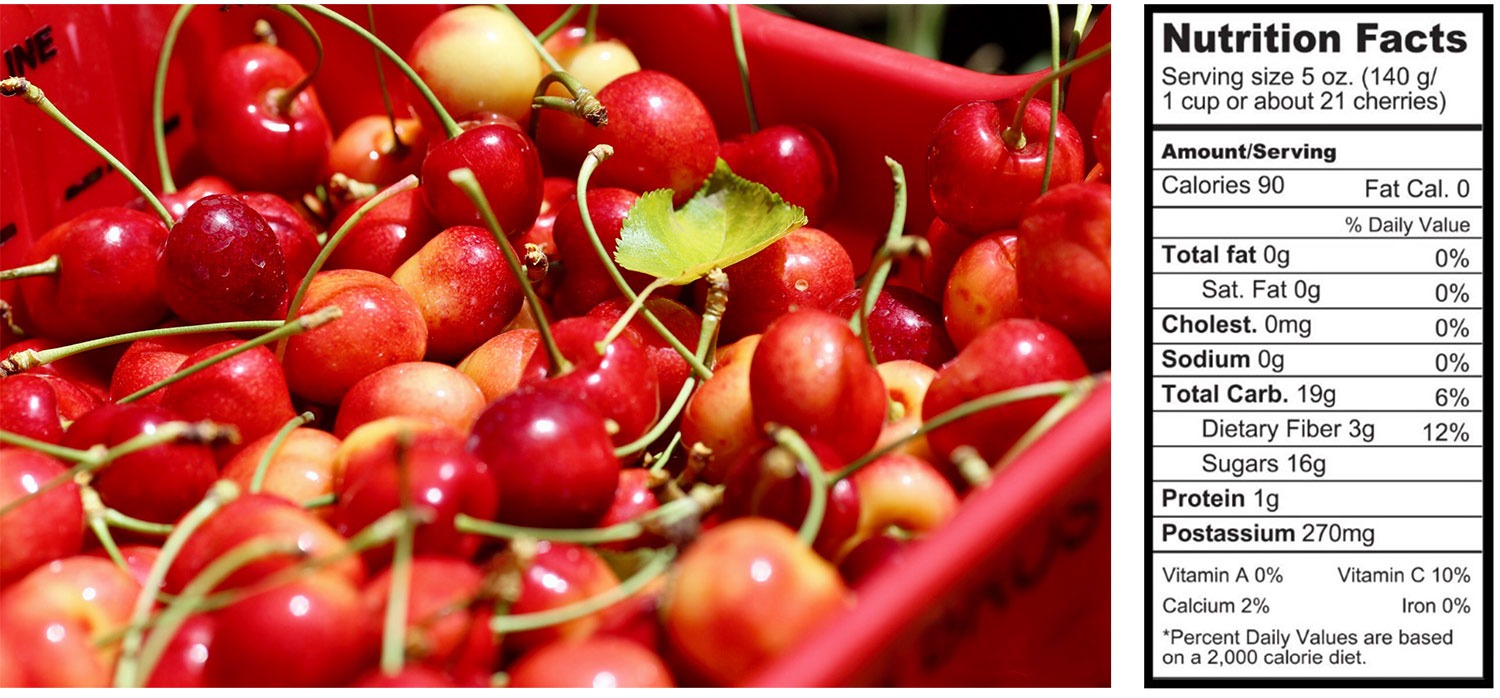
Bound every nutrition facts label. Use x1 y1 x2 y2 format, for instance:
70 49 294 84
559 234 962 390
1145 6 1492 686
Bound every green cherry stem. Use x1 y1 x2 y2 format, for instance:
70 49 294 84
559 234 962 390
365 4 407 154
301 493 338 509
380 433 417 676
831 378 1086 483
850 157 910 365
299 3 461 139
768 425 826 547
455 492 702 545
615 377 693 459
0 254 60 282
0 320 285 378
577 146 712 380
1040 4 1061 194
250 411 317 494
583 5 599 44
595 276 671 354
999 42 1111 151
115 480 241 689
1063 4 1094 102
495 4 565 74
537 4 582 43
0 422 239 518
489 546 675 634
277 174 418 359
266 5 324 115
728 4 759 134
447 167 572 377
122 307 343 405
81 486 131 574
648 431 683 475
0 77 172 227
500 4 608 132
152 3 195 194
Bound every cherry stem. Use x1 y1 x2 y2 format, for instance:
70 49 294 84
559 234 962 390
455 493 702 544
495 5 565 74
530 71 608 137
537 5 582 43
381 432 416 676
81 486 132 574
365 4 406 155
614 273 726 459
850 157 911 365
595 277 669 355
115 480 241 689
649 431 684 475
577 146 713 380
1064 4 1094 103
446 168 572 377
831 376 1095 483
152 4 195 194
489 546 675 634
134 536 302 687
0 300 24 338
1000 42 1110 151
266 5 324 115
0 254 59 282
301 492 337 509
250 411 316 494
768 425 826 548
952 446 992 488
120 306 343 405
278 174 418 359
0 77 173 228
0 422 239 518
728 4 760 133
0 319 284 378
583 5 599 44
299 3 462 139
1040 4 1062 194
103 506 176 536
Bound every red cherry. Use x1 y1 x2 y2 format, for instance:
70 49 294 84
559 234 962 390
230 192 322 283
324 188 441 277
282 269 428 406
720 124 838 225
158 195 290 323
750 309 885 462
17 208 170 342
944 231 1029 349
204 573 376 687
537 70 718 205
127 175 237 223
158 340 297 459
109 330 234 406
194 43 332 196
509 636 675 688
721 439 861 561
143 613 215 688
519 316 661 448
587 297 703 408
1017 182 1111 343
0 375 69 444
164 492 363 595
595 468 664 552
716 226 854 341
550 187 651 317
927 97 1085 234
360 556 496 686
328 114 426 187
420 123 544 234
0 448 84 585
831 286 956 368
0 556 139 687
390 225 525 362
923 319 1089 465
63 403 218 524
467 386 619 529
504 540 619 653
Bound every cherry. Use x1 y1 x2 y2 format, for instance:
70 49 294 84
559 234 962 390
720 124 838 225
662 517 848 686
158 195 290 324
0 556 140 687
944 231 1029 349
927 97 1084 234
750 309 886 462
1093 91 1112 176
407 6 547 127
0 375 70 444
15 208 170 343
126 175 237 223
144 612 215 688
515 176 577 268
587 297 703 408
0 448 84 585
328 113 427 187
837 532 911 589
350 666 457 687
194 42 332 196
847 453 959 545
680 334 761 484
831 286 955 368
721 439 861 561
360 556 496 686
550 187 651 318
230 192 322 284
221 427 340 510
537 70 719 205
715 226 854 341
390 225 526 362
164 492 363 595
467 386 619 529
324 188 441 277
922 319 1089 466
595 468 665 552
503 540 620 653
921 216 982 297
873 360 940 463
456 328 539 403
331 432 497 569
519 316 661 448
204 573 376 687
333 362 486 439
508 636 675 688
109 330 234 407
1017 181 1111 344
63 403 218 525
282 269 428 406
158 340 297 458
420 123 544 235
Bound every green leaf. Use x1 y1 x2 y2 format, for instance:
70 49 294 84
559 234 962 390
614 159 807 285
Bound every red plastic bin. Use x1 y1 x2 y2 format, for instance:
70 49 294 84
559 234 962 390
0 4 1111 687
